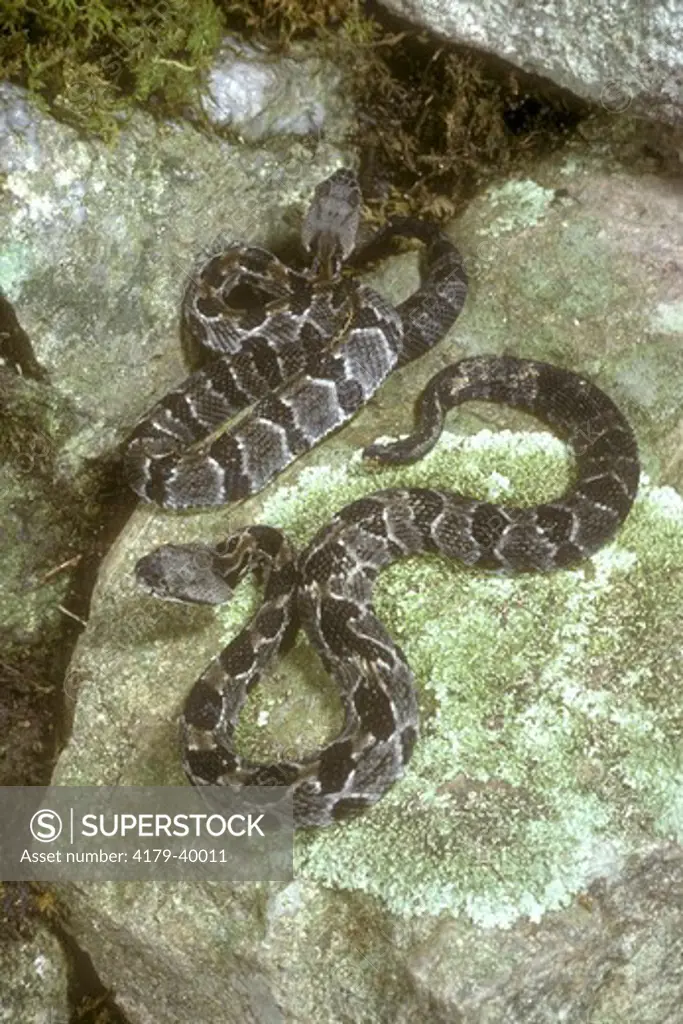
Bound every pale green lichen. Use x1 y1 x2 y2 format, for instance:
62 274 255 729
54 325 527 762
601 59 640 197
0 243 32 298
211 427 682 925
479 180 555 237
651 300 683 334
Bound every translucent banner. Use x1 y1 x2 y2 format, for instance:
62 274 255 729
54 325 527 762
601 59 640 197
0 786 294 881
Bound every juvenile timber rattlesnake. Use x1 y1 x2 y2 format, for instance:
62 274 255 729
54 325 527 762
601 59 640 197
126 169 640 827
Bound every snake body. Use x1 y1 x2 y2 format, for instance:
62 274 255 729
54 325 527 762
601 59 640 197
125 170 463 508
127 170 639 827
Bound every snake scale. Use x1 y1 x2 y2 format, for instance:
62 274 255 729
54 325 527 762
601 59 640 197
125 169 640 827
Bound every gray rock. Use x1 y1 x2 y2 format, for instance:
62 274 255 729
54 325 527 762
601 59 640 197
0 926 70 1024
201 37 353 143
377 0 683 123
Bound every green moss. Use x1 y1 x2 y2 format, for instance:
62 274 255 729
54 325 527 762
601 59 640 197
1 0 226 141
210 430 682 924
224 0 369 41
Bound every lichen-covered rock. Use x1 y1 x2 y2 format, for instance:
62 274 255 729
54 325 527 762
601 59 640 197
0 924 70 1024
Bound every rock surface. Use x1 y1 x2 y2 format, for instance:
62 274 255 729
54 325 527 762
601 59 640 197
201 37 352 142
0 924 70 1024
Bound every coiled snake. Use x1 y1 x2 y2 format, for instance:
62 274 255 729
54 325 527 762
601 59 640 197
125 169 639 827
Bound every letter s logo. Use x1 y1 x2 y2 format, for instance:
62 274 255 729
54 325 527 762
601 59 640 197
30 809 63 842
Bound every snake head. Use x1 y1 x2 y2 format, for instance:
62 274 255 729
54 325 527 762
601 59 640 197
135 544 234 606
301 168 361 280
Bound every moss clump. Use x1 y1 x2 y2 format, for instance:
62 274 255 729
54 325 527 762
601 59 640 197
0 0 226 140
344 33 585 221
222 0 368 41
